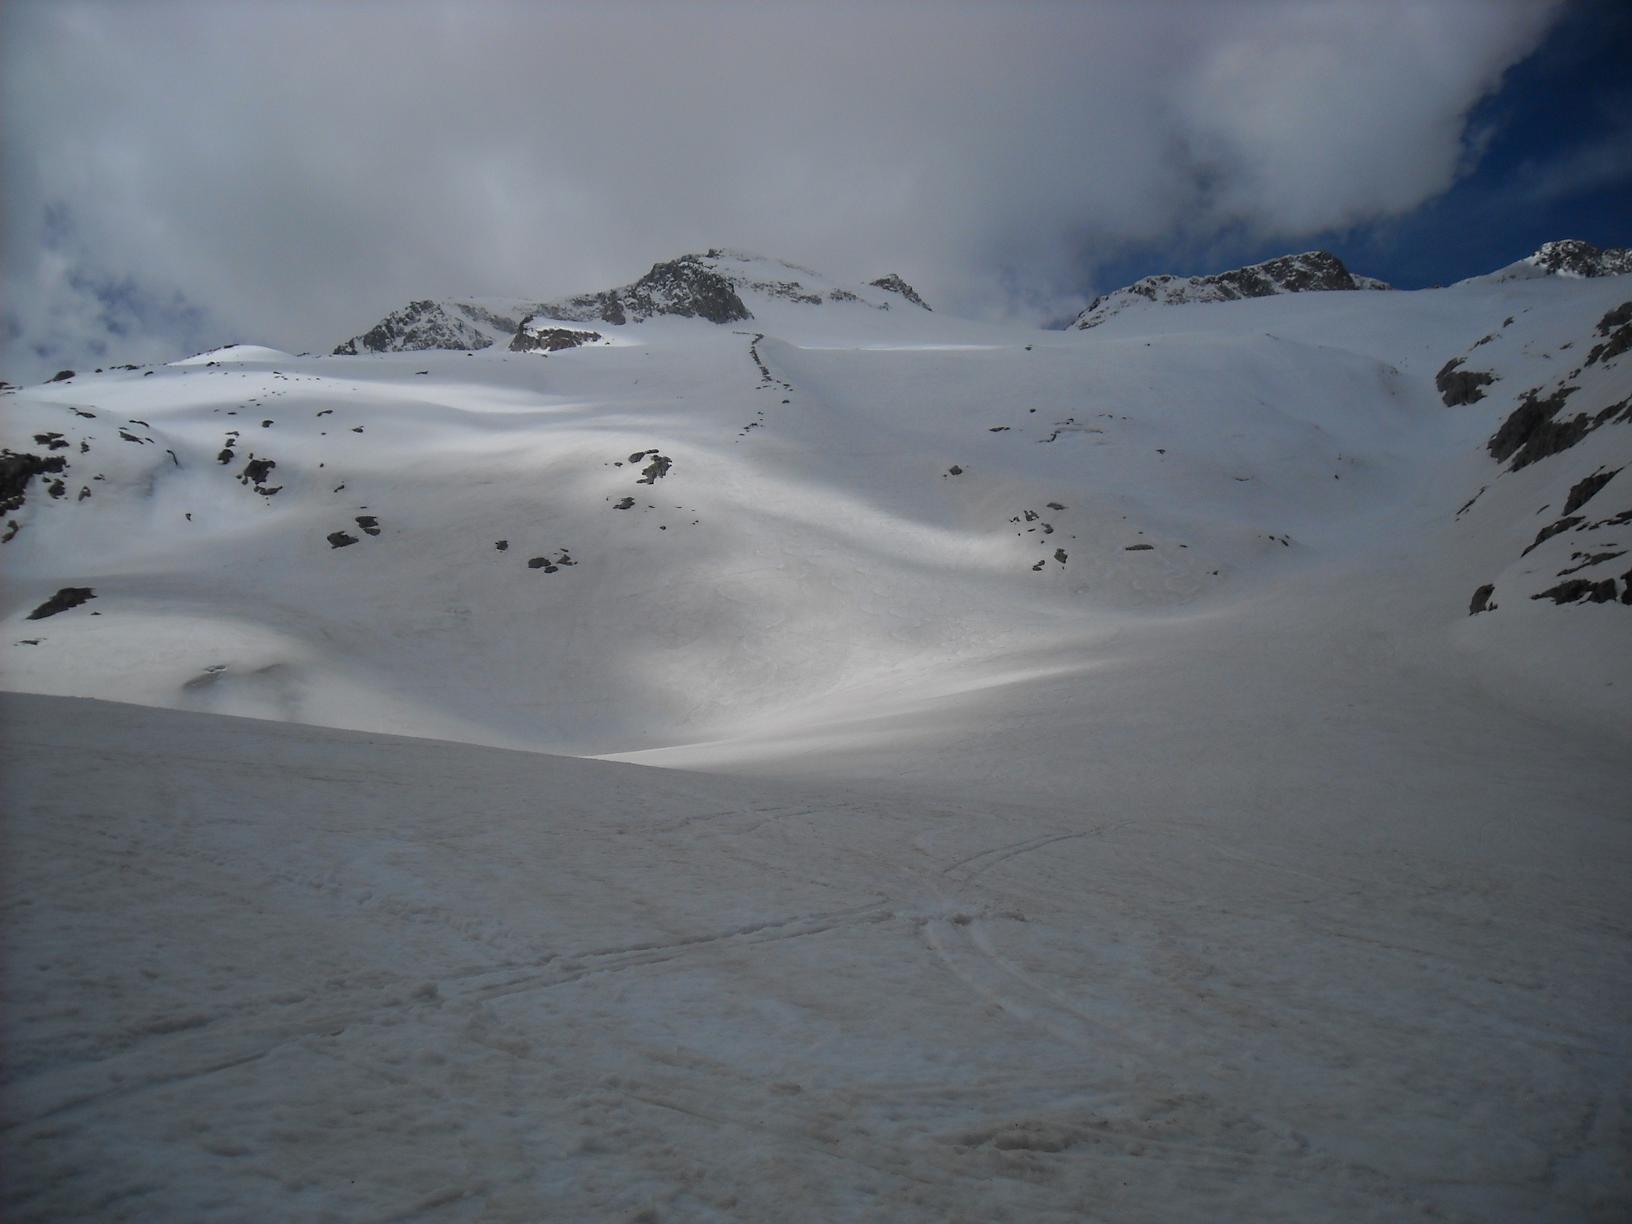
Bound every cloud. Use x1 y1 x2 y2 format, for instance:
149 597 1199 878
1 0 1563 381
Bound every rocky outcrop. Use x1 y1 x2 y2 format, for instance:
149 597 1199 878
869 274 932 311
1522 240 1632 279
334 300 494 355
538 256 752 327
1436 357 1495 406
27 586 95 619
508 326 603 354
1072 251 1385 330
1473 240 1632 285
1489 385 1630 471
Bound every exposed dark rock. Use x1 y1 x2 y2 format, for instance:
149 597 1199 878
1124 543 1154 551
1 451 67 515
509 326 604 354
1532 578 1618 605
637 454 672 484
49 370 75 382
613 496 636 509
33 433 68 450
1521 516 1585 556
1053 548 1068 564
869 274 932 311
237 457 279 495
327 532 358 548
27 586 95 619
1435 357 1495 406
118 430 145 444
77 486 91 501
356 515 380 536
947 465 963 476
1469 583 1496 615
47 480 65 499
1563 468 1621 516
1586 301 1632 367
495 539 509 551
1488 385 1586 469
1557 550 1625 577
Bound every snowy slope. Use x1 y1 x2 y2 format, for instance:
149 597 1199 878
4 689 1629 1222
3 249 1631 1221
4 256 1626 752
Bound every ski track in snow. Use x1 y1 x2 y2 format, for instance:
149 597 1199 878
2 263 1631 1220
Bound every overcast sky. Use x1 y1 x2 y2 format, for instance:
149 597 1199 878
3 0 1623 381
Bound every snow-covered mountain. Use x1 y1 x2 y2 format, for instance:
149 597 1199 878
334 250 934 354
1469 237 1632 284
332 297 544 354
4 244 1630 1222
1070 250 1388 330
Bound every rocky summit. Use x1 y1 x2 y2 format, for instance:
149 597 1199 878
331 251 937 355
1071 250 1387 329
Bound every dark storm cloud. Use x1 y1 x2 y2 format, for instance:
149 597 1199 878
1 0 1561 379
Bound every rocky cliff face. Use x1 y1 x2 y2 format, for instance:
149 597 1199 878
1071 251 1386 330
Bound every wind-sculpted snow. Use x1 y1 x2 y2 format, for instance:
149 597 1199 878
1071 250 1386 330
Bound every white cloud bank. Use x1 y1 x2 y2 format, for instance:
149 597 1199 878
1 0 1561 380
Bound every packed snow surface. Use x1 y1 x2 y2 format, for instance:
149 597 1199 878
2 254 1630 1220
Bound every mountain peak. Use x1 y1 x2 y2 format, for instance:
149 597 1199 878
1524 239 1631 279
333 251 934 354
1461 239 1632 286
1072 250 1385 330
